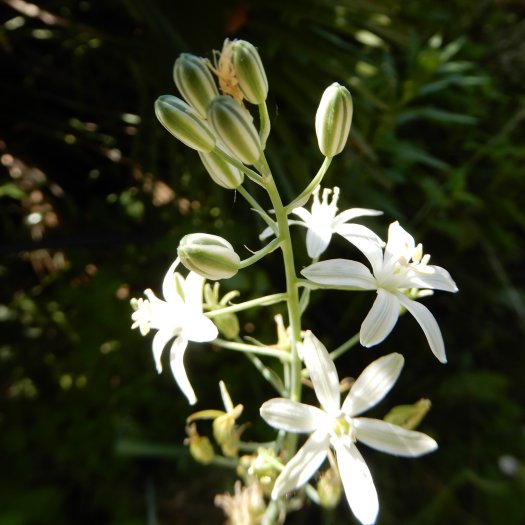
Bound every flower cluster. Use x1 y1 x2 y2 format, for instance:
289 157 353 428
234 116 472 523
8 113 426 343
130 39 458 525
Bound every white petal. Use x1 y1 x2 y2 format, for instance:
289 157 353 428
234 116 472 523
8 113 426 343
396 293 447 363
333 207 383 225
184 271 206 314
335 223 385 250
162 258 182 303
302 331 340 414
406 265 458 292
360 289 400 348
305 226 333 258
260 398 328 433
183 312 218 343
332 439 379 525
384 222 415 266
271 430 330 499
301 259 376 289
151 327 177 373
259 225 274 241
169 336 196 405
289 206 312 224
354 417 438 457
342 352 404 416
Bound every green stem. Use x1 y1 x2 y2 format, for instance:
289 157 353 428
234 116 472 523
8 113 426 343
284 156 332 212
205 293 287 318
329 332 360 361
236 185 276 230
239 237 281 268
213 338 292 361
213 147 264 187
258 157 302 403
258 101 271 149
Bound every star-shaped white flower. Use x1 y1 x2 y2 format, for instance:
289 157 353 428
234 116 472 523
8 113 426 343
260 331 437 525
260 186 384 258
131 258 218 405
301 221 458 362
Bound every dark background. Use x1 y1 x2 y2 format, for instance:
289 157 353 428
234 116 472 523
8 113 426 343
1 0 524 523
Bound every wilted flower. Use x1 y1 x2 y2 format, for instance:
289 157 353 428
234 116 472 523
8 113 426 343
302 221 458 362
260 331 437 525
130 258 218 404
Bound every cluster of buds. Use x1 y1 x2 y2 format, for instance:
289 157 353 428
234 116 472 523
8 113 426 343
155 39 356 193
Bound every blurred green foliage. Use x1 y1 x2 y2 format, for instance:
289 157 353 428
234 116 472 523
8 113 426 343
1 0 525 524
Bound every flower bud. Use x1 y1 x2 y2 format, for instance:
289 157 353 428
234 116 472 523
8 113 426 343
155 95 216 152
231 40 268 104
173 53 219 118
315 82 353 157
207 96 262 165
178 233 240 280
317 468 342 509
198 145 244 189
185 424 215 465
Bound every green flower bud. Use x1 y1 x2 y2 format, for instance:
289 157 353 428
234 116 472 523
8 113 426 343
178 233 240 280
155 95 216 152
315 82 353 157
173 53 219 118
231 40 268 104
207 96 262 165
198 145 244 189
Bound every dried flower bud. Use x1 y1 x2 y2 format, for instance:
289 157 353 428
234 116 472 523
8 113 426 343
178 233 240 280
315 82 353 157
231 40 268 104
185 424 215 465
317 467 342 509
198 145 244 189
207 96 262 165
155 95 216 152
173 53 219 118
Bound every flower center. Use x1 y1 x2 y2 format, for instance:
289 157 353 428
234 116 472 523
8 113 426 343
332 413 356 443
311 186 340 229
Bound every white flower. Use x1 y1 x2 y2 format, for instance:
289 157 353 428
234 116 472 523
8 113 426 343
301 221 458 362
260 186 384 258
260 332 437 525
131 258 218 404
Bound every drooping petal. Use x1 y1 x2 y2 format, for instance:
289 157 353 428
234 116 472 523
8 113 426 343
183 312 219 343
332 438 379 525
354 417 438 457
184 271 206 314
260 398 328 433
152 327 177 373
335 223 385 253
333 207 383 225
162 258 182 303
271 430 330 500
302 331 340 414
360 289 400 348
305 225 333 259
169 335 196 405
301 259 376 290
395 293 447 363
406 265 458 292
342 352 404 416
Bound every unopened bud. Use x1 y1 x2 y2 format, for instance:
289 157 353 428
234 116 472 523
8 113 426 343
315 83 353 157
155 95 216 152
198 146 244 189
173 53 219 118
178 233 240 280
208 96 262 165
231 40 268 104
